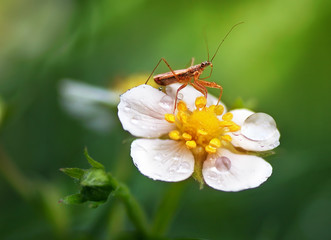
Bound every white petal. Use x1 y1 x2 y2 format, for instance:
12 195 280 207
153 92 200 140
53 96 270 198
230 109 255 126
203 148 272 192
166 83 226 112
59 79 116 132
131 139 194 182
229 109 280 151
118 85 176 138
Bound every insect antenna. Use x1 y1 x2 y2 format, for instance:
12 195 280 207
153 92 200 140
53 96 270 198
210 22 244 62
203 28 210 61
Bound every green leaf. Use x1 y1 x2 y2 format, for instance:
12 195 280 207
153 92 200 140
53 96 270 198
60 150 117 208
84 148 104 169
60 168 85 180
80 185 113 202
60 193 86 205
80 168 111 187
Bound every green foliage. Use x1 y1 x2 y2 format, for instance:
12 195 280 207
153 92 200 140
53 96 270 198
60 150 115 208
0 0 330 239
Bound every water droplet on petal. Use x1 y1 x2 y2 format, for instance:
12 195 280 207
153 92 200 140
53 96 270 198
215 156 231 172
131 115 142 124
205 171 218 180
124 105 131 112
241 113 277 141
159 95 173 110
177 162 191 173
177 93 183 100
154 155 162 162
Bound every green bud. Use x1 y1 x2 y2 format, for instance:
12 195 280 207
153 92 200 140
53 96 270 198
60 150 116 207
60 168 85 180
84 148 104 169
60 193 86 205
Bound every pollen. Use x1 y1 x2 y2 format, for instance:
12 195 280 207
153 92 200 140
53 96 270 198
165 113 175 123
195 96 207 109
177 111 188 123
229 124 241 132
221 135 232 142
186 140 197 149
214 105 224 115
177 101 187 111
209 138 221 148
165 96 237 156
182 132 192 141
205 144 217 154
169 130 180 140
197 129 208 136
222 112 233 121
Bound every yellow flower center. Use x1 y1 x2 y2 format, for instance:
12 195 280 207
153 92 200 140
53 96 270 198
165 96 240 154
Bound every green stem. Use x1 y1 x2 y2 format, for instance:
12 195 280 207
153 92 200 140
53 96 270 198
113 181 150 237
152 181 187 237
0 145 33 199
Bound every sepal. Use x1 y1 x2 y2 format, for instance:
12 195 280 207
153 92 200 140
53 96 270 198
60 150 115 208
60 168 85 180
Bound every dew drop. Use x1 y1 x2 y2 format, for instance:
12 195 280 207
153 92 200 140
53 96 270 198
131 115 142 124
177 162 191 173
159 95 173 110
177 93 183 100
215 156 231 172
205 171 218 180
168 160 180 174
241 113 277 141
124 105 131 112
154 155 162 162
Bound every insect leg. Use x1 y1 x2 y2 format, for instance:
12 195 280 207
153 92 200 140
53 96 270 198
145 58 181 84
197 79 223 105
191 80 208 99
173 82 189 113
198 65 213 80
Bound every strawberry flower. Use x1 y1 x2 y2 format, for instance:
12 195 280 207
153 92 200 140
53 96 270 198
118 84 280 191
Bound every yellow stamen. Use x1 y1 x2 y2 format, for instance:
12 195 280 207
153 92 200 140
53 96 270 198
165 113 175 123
186 140 197 149
214 105 224 115
229 124 241 132
195 96 207 109
197 128 208 136
207 105 216 112
219 121 234 127
182 132 192 141
209 138 221 148
177 101 187 111
205 144 217 154
165 96 237 155
177 111 188 123
222 112 233 121
221 135 232 142
169 130 180 140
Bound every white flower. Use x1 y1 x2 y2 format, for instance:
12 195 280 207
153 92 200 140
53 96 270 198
59 79 119 133
118 84 280 192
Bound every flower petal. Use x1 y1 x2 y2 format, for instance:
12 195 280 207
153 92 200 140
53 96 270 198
229 109 280 151
118 85 176 138
131 139 194 182
166 83 226 112
202 148 272 191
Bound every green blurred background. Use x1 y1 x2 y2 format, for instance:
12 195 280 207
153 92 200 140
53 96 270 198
0 0 330 239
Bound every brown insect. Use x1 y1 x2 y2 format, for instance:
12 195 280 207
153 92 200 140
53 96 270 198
145 22 243 110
